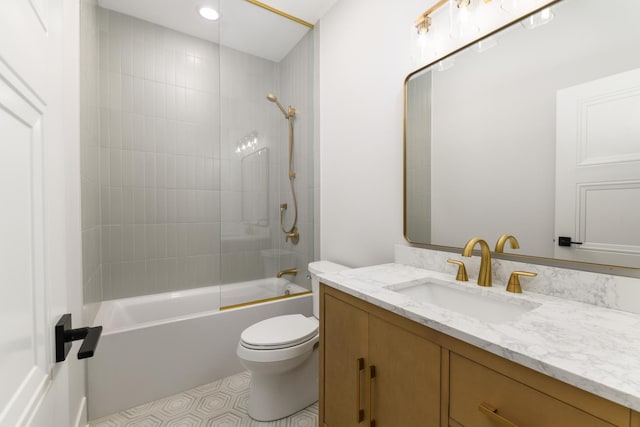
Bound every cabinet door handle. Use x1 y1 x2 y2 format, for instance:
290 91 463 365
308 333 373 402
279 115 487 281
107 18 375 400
369 365 377 427
478 402 519 427
356 358 365 423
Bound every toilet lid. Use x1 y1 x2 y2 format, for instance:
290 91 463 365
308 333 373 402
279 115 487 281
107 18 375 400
241 314 318 350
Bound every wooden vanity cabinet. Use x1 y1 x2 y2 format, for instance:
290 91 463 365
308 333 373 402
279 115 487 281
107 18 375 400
320 285 633 427
320 286 441 427
322 291 368 426
449 353 615 427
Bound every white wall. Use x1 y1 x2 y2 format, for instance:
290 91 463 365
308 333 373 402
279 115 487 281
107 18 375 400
319 0 425 267
318 0 553 267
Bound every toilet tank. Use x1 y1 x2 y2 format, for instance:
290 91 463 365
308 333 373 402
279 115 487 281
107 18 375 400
308 261 350 318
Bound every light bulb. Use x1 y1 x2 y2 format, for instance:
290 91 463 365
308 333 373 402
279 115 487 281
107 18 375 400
199 6 219 21
450 0 479 40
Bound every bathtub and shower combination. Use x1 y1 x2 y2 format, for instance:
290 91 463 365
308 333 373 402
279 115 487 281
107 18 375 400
87 278 312 419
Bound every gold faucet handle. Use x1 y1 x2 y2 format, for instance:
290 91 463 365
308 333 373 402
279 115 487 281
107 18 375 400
506 271 537 293
447 259 468 282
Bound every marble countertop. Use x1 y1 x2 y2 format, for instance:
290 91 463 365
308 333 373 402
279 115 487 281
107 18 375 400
319 263 640 411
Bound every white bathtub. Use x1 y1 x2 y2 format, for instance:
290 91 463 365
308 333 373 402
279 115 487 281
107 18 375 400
87 278 313 420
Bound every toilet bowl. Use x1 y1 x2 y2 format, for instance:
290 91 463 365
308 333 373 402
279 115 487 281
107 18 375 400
236 260 349 421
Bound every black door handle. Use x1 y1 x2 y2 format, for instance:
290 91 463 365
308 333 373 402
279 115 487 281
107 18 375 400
55 313 103 362
558 236 583 247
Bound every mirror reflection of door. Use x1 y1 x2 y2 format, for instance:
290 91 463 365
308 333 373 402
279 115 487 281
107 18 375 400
555 68 640 266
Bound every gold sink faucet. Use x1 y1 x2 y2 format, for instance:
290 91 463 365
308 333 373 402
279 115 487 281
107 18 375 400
277 268 298 278
495 234 520 253
462 238 492 287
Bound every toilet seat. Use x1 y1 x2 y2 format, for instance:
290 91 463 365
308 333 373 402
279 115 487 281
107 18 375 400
240 314 318 350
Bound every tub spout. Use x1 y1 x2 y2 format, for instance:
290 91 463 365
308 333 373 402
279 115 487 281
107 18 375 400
277 268 298 279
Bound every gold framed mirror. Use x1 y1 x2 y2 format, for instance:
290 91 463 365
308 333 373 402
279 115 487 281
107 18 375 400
404 0 640 276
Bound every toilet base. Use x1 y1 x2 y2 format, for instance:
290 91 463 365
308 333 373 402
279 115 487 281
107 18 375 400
247 349 318 421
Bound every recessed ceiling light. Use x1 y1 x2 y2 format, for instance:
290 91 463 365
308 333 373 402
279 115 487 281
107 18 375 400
199 6 220 21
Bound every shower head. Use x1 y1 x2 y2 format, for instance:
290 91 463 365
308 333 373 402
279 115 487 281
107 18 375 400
266 93 290 118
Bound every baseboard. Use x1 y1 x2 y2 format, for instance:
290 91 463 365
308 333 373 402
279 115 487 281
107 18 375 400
73 396 87 427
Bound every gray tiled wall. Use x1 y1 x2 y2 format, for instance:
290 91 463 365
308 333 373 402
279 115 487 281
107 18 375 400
80 4 316 302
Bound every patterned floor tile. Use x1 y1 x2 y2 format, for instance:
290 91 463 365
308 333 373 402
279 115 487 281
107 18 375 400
122 401 161 419
222 372 251 393
288 406 317 427
89 413 129 427
231 392 249 413
190 380 222 397
195 390 234 416
161 394 197 417
88 371 318 427
122 414 163 427
205 411 244 426
165 413 204 427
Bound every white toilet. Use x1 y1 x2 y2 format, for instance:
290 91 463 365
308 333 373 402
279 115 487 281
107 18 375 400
236 260 349 421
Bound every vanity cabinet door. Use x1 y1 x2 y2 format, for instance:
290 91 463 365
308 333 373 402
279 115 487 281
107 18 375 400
321 286 443 427
368 314 441 427
449 353 615 427
322 293 368 427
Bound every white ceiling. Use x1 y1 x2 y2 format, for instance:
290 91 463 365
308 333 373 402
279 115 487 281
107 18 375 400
98 0 339 62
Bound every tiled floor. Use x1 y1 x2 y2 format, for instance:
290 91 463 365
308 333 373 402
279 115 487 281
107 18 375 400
89 371 318 427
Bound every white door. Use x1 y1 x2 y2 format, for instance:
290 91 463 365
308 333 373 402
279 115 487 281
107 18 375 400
555 68 640 267
0 1 83 426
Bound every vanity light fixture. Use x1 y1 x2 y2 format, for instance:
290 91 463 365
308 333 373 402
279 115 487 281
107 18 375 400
449 0 480 40
198 6 220 21
415 0 501 35
415 0 448 34
416 15 432 35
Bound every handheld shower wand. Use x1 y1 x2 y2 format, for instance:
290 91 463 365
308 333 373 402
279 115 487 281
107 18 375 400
267 93 295 119
267 93 299 245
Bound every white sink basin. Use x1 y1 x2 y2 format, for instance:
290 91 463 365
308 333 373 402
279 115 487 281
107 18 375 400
386 279 540 323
